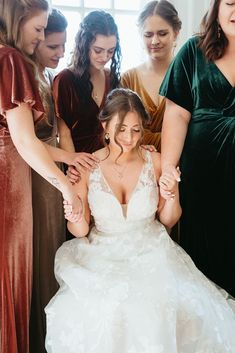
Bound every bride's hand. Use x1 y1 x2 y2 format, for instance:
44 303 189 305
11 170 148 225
63 198 83 223
66 165 81 184
62 185 83 221
162 164 181 182
159 171 179 200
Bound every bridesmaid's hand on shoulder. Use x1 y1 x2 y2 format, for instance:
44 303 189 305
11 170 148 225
140 144 157 152
69 152 100 173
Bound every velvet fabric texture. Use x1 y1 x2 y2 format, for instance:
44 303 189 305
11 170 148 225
0 137 32 353
0 47 44 353
160 36 235 297
53 68 111 153
121 67 165 152
29 81 66 353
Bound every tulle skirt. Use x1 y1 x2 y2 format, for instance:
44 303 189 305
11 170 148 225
45 220 235 353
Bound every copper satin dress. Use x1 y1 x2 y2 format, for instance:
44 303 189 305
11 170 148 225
121 67 165 152
29 71 66 353
53 68 111 153
0 47 44 353
160 36 235 297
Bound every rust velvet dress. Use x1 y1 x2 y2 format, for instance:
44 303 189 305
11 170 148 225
53 68 110 153
121 68 165 152
0 47 44 353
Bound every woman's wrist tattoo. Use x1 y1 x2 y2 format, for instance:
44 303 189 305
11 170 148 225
47 177 61 189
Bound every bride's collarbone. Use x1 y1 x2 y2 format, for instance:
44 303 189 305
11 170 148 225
100 161 144 205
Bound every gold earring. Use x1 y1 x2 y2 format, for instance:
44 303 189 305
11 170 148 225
104 132 110 144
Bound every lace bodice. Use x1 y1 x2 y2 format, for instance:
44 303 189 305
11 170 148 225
88 151 158 233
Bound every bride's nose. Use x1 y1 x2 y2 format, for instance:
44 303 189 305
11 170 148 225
123 130 132 142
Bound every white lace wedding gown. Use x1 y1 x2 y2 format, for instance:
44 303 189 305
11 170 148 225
45 151 235 353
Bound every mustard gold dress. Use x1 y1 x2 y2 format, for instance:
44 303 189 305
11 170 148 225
121 68 165 152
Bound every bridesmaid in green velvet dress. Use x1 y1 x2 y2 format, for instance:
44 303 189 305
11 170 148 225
160 0 235 297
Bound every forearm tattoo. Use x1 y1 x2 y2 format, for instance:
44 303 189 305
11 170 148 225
47 177 61 189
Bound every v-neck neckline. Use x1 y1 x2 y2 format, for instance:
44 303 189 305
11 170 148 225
99 158 146 211
134 68 162 108
212 62 235 89
92 70 109 108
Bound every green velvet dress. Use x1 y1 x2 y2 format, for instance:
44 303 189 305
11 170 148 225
160 36 235 297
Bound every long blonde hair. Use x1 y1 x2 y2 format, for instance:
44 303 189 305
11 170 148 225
0 0 48 48
0 0 49 73
0 0 49 118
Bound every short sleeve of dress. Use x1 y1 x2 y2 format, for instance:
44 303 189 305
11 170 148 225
159 37 197 114
53 69 75 129
121 70 132 89
0 48 44 122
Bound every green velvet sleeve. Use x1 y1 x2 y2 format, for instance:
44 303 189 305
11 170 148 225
159 37 198 114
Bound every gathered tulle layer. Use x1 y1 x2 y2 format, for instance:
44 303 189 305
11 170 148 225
45 220 235 353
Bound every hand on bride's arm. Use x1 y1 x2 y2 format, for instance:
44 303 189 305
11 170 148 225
159 171 179 201
64 174 91 238
161 165 181 183
62 186 83 221
66 165 81 184
66 152 100 184
158 170 182 229
69 152 99 173
63 199 82 223
140 144 157 152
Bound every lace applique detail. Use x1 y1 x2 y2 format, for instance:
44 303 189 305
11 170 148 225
88 151 158 228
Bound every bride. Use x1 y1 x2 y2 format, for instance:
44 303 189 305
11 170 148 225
45 88 235 353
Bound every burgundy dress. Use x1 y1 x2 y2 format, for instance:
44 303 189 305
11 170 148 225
0 47 44 353
53 68 110 153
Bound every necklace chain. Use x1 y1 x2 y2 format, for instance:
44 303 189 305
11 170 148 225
112 163 128 179
92 90 99 101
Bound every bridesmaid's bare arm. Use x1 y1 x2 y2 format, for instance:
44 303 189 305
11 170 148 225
6 103 82 217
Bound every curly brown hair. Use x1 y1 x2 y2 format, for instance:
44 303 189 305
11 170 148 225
70 10 121 103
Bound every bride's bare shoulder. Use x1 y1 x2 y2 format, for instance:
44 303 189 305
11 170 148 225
92 148 107 160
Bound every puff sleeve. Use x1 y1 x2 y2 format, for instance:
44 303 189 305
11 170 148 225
0 47 44 123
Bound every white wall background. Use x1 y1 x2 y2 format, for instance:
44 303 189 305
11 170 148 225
168 0 211 50
50 0 212 72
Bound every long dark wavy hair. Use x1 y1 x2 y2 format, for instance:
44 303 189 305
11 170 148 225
70 10 121 102
198 0 227 61
99 88 150 161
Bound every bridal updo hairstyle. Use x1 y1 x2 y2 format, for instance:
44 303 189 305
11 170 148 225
99 88 150 154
